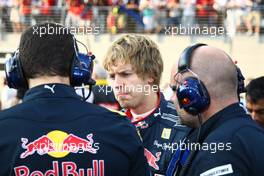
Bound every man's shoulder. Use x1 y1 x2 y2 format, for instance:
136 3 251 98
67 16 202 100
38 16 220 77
0 103 26 121
201 115 264 165
207 115 263 141
190 121 264 176
230 121 264 148
92 105 128 122
77 103 134 131
0 100 128 125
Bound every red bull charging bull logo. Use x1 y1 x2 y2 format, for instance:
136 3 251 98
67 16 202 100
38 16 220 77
20 130 100 159
144 148 161 170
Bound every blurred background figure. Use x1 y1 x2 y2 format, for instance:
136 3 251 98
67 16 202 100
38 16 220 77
19 0 32 30
79 0 93 28
65 0 83 27
245 0 262 36
10 0 22 32
246 76 264 128
0 78 17 110
107 7 119 34
196 0 217 28
106 5 127 34
181 0 197 28
139 0 155 33
225 0 247 37
167 0 181 27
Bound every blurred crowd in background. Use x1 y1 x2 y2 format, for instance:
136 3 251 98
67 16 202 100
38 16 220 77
0 0 264 35
0 0 263 111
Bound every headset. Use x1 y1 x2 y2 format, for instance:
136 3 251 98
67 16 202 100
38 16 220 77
5 35 96 90
176 43 246 115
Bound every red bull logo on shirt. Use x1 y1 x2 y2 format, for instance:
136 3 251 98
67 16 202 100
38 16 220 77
20 135 55 159
20 130 100 159
144 148 161 170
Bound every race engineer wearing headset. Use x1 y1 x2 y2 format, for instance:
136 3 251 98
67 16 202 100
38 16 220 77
167 44 264 176
0 22 149 176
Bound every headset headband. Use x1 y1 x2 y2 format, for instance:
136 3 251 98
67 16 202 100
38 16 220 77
178 43 207 72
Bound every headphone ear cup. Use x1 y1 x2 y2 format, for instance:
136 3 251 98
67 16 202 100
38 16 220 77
5 52 28 89
70 53 96 87
176 77 210 115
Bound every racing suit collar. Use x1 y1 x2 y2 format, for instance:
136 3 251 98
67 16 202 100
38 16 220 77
23 83 81 102
125 92 167 129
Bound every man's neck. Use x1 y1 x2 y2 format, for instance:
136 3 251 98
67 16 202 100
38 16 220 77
29 76 70 89
131 91 159 115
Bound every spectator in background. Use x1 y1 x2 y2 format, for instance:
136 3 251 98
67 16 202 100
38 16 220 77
126 0 140 33
181 0 196 29
65 0 83 27
225 0 247 37
31 0 41 25
139 0 155 33
167 0 181 27
245 0 261 36
196 0 217 27
153 0 167 33
106 5 127 34
19 0 32 30
79 0 93 27
39 0 57 22
10 0 22 32
107 7 118 34
213 0 227 28
246 76 264 128
32 0 60 24
0 0 13 33
93 0 109 33
115 3 127 33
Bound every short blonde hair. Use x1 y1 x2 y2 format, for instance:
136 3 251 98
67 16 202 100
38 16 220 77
103 34 163 85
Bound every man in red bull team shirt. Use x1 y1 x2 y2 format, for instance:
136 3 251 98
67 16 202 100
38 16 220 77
0 22 149 176
103 34 189 175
